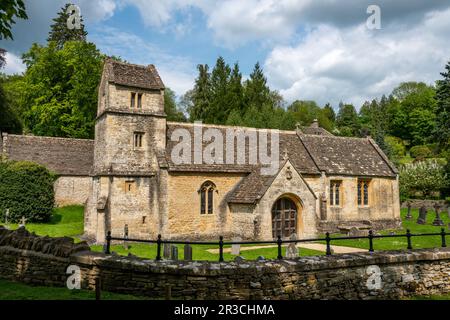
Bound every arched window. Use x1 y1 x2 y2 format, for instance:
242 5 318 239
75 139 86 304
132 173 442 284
199 181 216 214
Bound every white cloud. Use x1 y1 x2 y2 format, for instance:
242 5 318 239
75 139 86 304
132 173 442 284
264 8 450 107
2 52 26 75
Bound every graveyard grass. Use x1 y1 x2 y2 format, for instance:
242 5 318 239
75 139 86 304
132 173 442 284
325 208 450 251
0 279 147 300
2 206 450 259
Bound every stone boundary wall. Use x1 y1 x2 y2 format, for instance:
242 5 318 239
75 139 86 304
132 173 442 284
1 226 450 299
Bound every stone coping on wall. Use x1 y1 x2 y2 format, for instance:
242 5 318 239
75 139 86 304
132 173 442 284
69 247 450 275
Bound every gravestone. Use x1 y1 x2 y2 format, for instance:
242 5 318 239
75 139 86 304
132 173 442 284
171 246 178 261
184 244 192 261
285 233 299 259
123 224 129 250
256 256 265 261
163 243 171 259
231 237 241 255
432 203 444 226
18 216 27 228
4 209 9 229
417 206 427 224
405 202 412 220
234 256 246 262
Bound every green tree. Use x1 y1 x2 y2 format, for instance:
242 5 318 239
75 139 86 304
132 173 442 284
164 88 186 122
20 41 104 138
227 63 244 115
188 64 211 121
0 75 22 133
435 61 450 149
336 103 360 136
209 56 231 124
47 3 88 49
322 103 336 123
0 0 28 40
244 62 270 111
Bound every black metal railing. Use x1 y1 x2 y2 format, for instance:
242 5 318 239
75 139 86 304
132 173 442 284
104 228 449 262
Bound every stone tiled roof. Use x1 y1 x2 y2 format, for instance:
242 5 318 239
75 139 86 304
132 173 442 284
1 134 94 176
105 59 164 90
300 126 332 136
165 123 320 174
299 134 397 177
227 168 274 204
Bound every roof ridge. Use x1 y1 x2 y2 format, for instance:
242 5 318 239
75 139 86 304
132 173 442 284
296 132 322 172
166 121 297 134
6 134 94 143
367 138 399 174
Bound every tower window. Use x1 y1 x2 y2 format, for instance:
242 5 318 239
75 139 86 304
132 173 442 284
125 181 135 193
199 181 216 215
133 132 144 148
357 179 370 206
137 93 143 109
329 180 342 206
130 92 136 108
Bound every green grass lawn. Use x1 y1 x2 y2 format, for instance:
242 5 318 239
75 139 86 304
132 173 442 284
4 205 84 239
0 279 146 300
326 208 450 251
2 206 449 259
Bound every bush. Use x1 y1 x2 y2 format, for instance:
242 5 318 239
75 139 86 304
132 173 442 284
0 160 55 223
410 145 432 159
399 160 448 199
384 136 405 160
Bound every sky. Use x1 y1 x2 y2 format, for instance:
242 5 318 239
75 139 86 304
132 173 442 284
1 0 450 109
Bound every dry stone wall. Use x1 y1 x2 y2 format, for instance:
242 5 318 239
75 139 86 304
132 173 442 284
1 226 450 299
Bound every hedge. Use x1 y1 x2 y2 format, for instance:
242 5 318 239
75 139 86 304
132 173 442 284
0 160 56 223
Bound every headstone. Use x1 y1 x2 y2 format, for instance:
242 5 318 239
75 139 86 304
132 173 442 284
417 206 427 224
123 224 129 250
170 246 178 260
405 202 412 220
18 216 27 228
432 203 444 226
234 256 246 262
285 233 299 259
163 243 171 259
256 256 265 261
231 237 241 255
184 244 192 261
4 209 9 229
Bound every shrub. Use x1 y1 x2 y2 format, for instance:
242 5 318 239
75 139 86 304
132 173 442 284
399 160 448 199
410 145 432 160
384 136 405 160
0 160 55 223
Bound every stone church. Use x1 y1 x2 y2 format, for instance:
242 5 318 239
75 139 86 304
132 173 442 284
0 59 401 243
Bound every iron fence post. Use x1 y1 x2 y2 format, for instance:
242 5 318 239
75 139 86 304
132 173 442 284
156 234 162 261
219 236 224 262
277 235 283 259
105 231 111 254
406 229 412 250
325 232 332 255
368 230 374 252
441 228 447 248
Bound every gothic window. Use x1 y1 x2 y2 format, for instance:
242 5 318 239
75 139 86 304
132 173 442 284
329 180 342 206
357 179 370 206
133 132 144 148
130 92 136 108
199 181 216 215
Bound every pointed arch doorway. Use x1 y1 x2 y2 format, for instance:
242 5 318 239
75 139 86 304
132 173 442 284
271 197 299 238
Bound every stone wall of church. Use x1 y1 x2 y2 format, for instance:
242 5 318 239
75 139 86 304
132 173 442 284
54 176 91 207
318 176 401 232
107 84 164 113
165 172 246 240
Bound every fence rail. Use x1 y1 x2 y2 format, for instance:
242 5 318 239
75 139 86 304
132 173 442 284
104 228 449 262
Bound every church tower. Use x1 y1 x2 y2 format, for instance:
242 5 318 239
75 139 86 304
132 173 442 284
84 59 167 243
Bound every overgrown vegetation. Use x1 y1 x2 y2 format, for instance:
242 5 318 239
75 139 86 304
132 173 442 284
0 160 55 222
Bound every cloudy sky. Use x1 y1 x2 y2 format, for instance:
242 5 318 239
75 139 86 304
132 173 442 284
2 0 450 109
